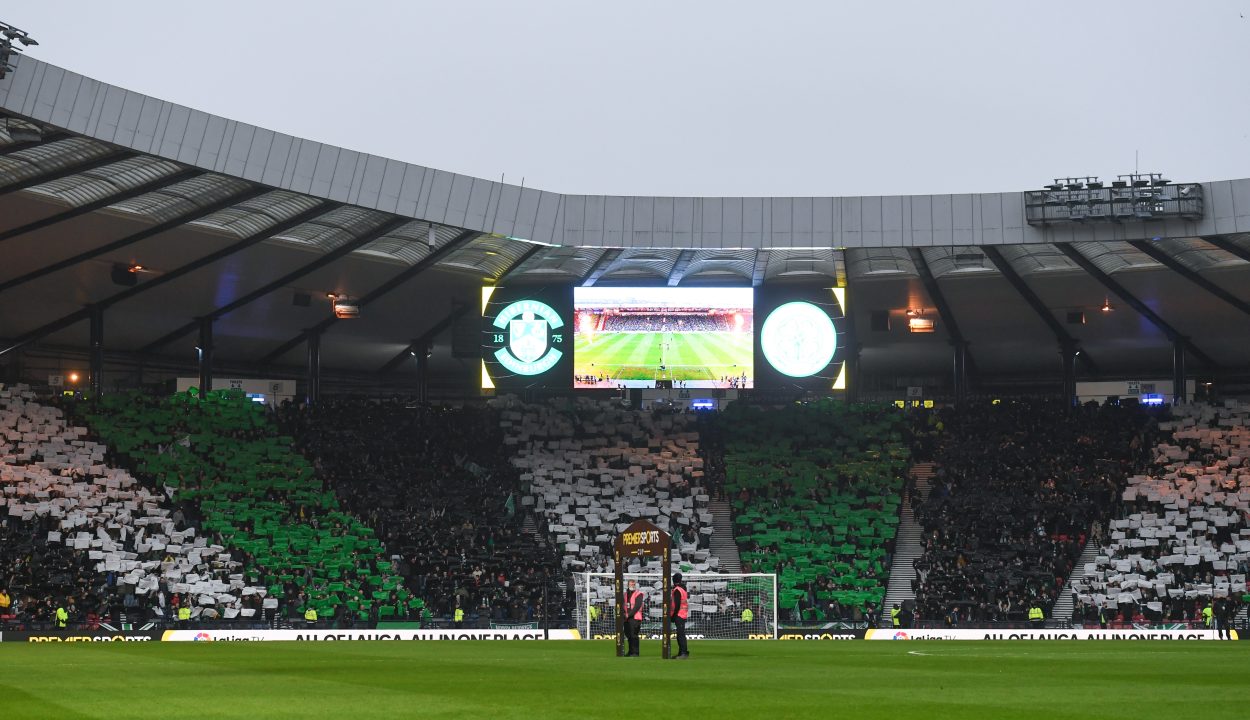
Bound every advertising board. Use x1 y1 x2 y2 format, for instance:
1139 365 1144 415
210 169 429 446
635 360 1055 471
161 629 583 642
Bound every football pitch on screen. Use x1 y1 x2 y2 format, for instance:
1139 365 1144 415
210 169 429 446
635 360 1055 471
574 331 752 382
2 641 1246 719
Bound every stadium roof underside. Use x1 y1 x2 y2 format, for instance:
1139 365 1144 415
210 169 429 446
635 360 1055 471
2 55 1250 392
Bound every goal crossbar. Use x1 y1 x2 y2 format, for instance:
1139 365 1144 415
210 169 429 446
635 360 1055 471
577 572 778 641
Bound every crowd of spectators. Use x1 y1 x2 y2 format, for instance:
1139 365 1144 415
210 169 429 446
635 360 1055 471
910 401 1155 625
599 313 741 333
278 398 569 626
1071 401 1250 626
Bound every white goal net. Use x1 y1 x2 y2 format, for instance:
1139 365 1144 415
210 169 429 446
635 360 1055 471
576 572 777 640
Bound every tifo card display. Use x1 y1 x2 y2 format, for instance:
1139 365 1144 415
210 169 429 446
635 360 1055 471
573 287 754 389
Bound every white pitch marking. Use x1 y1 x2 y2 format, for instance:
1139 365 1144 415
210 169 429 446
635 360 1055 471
907 650 933 656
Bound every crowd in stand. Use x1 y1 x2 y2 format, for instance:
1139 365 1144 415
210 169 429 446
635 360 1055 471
910 401 1155 625
10 382 1249 634
2 388 277 630
600 314 739 332
278 399 569 626
1070 401 1250 627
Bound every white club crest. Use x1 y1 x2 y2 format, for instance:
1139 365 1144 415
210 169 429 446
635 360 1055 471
508 312 548 363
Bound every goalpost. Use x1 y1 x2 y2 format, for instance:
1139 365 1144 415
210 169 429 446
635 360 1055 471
577 572 779 641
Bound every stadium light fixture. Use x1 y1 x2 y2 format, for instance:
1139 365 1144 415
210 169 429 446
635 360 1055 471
907 317 935 333
0 21 38 80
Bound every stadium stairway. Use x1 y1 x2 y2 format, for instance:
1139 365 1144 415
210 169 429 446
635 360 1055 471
708 499 743 573
1052 527 1100 625
881 462 934 613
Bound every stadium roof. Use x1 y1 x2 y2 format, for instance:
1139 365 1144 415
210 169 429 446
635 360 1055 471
2 54 1250 392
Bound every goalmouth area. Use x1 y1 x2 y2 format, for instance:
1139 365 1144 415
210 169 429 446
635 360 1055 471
1 640 1245 719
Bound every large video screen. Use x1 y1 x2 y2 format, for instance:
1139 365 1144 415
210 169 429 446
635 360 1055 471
573 287 753 389
753 285 849 390
481 285 574 390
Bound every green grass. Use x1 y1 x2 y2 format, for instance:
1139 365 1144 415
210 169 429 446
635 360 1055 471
574 331 752 382
1 640 1247 719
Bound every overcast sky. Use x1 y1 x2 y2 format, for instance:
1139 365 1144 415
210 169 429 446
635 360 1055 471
6 1 1249 197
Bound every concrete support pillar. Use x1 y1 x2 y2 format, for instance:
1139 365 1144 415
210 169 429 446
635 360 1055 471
89 305 104 401
1173 342 1187 405
197 317 213 394
306 330 322 406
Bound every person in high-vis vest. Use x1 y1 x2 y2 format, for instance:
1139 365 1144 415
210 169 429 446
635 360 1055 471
1028 605 1044 626
177 605 191 628
891 604 901 628
623 580 645 656
670 573 690 659
1202 601 1214 629
454 606 465 628
305 607 318 627
55 605 69 629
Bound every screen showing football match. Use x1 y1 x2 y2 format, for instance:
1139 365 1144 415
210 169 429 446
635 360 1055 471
573 287 754 389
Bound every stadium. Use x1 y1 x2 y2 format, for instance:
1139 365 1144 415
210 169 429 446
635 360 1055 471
1 5 1249 719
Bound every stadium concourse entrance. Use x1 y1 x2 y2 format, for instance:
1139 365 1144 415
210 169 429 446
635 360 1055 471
614 519 672 658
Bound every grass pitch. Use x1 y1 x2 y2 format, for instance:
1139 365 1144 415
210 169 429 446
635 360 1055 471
1 640 1246 719
574 331 752 382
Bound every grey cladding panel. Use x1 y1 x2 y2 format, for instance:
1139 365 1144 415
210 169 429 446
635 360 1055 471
673 197 695 236
1209 181 1236 234
465 177 494 230
378 159 406 213
535 191 561 243
49 70 81 129
563 195 587 233
1232 179 1250 230
444 173 473 226
94 86 127 142
290 140 322 194
723 198 742 233
64 77 100 135
133 96 162 153
245 128 274 182
813 198 833 242
512 187 543 240
602 196 626 246
395 165 426 216
932 195 953 246
197 115 229 169
263 133 294 187
33 65 64 125
633 196 655 236
177 110 211 165
702 198 723 234
420 170 454 223
307 145 340 197
953 194 974 245
158 104 191 158
223 123 254 177
654 196 675 233
326 149 359 203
